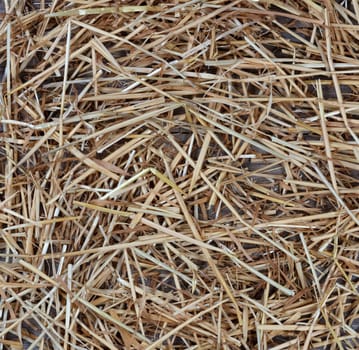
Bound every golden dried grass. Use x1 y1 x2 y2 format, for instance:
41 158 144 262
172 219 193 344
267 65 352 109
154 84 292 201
0 1 358 349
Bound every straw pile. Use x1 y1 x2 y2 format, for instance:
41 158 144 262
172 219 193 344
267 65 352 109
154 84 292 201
0 1 358 349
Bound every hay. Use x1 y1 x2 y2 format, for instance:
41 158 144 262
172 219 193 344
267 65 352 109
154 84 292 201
0 0 358 349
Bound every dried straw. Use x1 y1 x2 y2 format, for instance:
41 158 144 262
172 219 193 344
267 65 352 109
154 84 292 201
0 1 358 349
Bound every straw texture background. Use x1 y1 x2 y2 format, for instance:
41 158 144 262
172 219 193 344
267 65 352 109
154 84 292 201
0 1 358 349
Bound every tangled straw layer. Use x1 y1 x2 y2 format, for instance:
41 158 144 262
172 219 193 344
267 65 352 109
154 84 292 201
0 1 358 349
